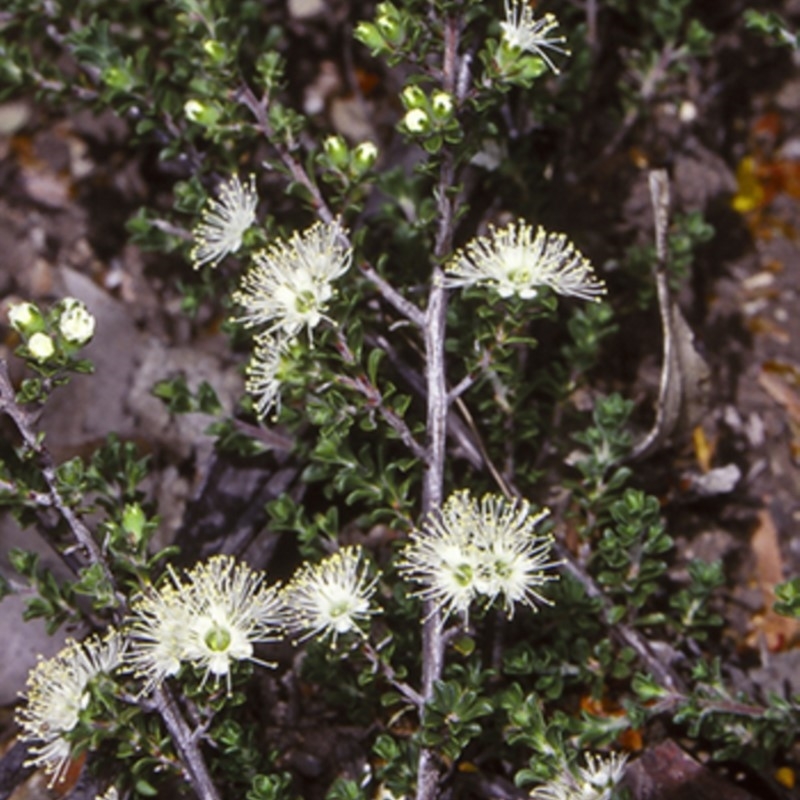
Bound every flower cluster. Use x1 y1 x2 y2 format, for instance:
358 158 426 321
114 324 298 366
281 546 380 644
7 296 96 366
398 490 560 621
531 753 629 800
16 632 124 785
190 174 258 269
444 221 606 303
232 220 353 417
125 555 283 693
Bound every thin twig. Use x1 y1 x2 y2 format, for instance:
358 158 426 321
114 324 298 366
0 361 115 588
359 262 426 327
363 641 424 709
368 333 483 470
0 360 222 800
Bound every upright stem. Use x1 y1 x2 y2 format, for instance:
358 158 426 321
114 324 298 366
416 269 448 800
154 686 221 800
416 15 461 797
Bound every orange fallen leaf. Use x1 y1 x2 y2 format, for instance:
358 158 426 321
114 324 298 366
747 508 800 651
692 425 714 473
775 766 795 789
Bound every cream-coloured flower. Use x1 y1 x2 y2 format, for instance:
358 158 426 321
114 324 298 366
500 1 568 74
232 221 352 340
16 632 124 785
444 221 606 302
399 490 559 621
282 546 379 643
245 333 290 418
181 556 283 689
125 556 283 693
58 298 95 345
125 581 196 693
191 174 258 269
471 494 558 617
398 491 484 620
531 753 629 800
28 332 55 361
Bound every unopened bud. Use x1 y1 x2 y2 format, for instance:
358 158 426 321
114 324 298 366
431 90 454 120
401 85 426 110
403 108 429 133
323 135 349 169
28 332 55 361
8 302 42 334
58 298 95 345
352 141 378 170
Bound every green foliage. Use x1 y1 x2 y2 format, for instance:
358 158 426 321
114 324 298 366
668 559 725 641
774 577 800 618
0 3 795 799
744 9 800 50
593 489 673 617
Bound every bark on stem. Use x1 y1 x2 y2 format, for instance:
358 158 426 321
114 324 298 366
416 11 460 788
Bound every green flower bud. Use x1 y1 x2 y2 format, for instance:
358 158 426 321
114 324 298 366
184 99 221 127
202 39 227 64
323 135 349 169
122 502 147 542
352 141 378 171
430 90 454 120
375 3 404 46
354 21 388 54
401 85 427 110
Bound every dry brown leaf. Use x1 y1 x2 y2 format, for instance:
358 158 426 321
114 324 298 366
747 508 800 650
759 368 800 424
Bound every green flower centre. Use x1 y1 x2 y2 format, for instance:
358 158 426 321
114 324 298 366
204 623 232 652
493 559 513 580
295 290 318 315
329 600 351 619
453 563 474 587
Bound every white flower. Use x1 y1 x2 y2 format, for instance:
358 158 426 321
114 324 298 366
444 220 606 302
531 753 629 800
125 582 196 693
398 491 485 621
58 298 95 345
28 332 55 361
471 494 558 617
282 546 379 643
181 556 283 688
232 221 352 340
399 490 559 621
245 333 290 418
500 1 568 74
16 633 124 785
125 556 283 693
190 174 258 269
